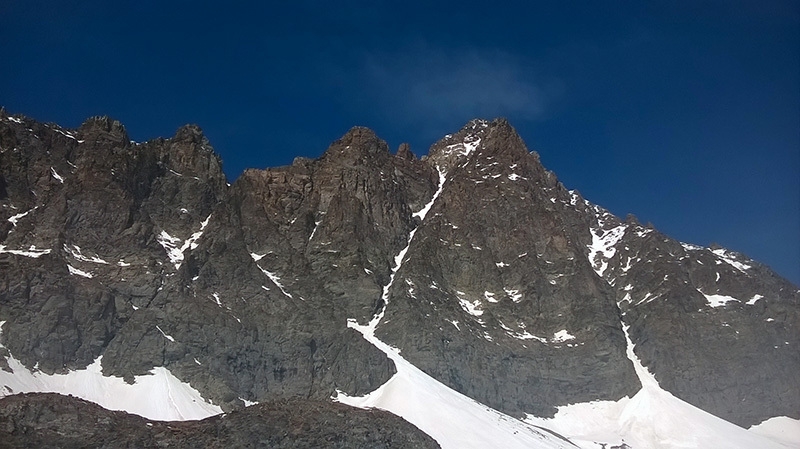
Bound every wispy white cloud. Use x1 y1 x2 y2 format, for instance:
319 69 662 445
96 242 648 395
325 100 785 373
358 45 561 131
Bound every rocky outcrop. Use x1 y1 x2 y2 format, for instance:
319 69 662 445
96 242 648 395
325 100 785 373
0 393 439 448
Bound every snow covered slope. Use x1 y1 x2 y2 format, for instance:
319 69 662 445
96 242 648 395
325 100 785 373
523 323 797 449
0 322 221 421
336 319 574 449
335 176 575 449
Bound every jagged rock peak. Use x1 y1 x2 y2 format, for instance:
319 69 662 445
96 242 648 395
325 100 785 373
172 123 210 146
425 117 532 175
77 115 127 136
397 142 415 160
320 125 391 165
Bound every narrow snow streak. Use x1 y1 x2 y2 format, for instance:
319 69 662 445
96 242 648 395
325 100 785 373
337 165 573 449
8 208 36 226
50 167 64 183
250 253 294 299
412 167 446 221
308 215 323 241
66 245 109 264
710 248 752 273
369 164 448 328
155 325 176 342
0 245 51 258
67 264 93 278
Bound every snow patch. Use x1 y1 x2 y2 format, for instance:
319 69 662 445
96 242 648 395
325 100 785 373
240 397 259 407
524 323 790 449
66 245 109 264
157 231 184 268
748 416 800 448
156 215 212 269
0 244 51 258
458 297 484 317
710 248 752 273
8 208 36 226
52 127 77 140
587 224 627 277
700 290 740 308
0 322 219 420
50 167 64 183
67 264 93 278
681 242 704 251
504 288 523 303
568 190 580 206
512 330 547 343
747 294 764 305
186 214 212 251
552 330 575 343
253 263 293 299
442 136 482 160
0 356 220 421
620 256 635 272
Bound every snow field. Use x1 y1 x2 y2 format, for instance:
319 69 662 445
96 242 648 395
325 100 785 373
0 322 221 421
523 323 795 449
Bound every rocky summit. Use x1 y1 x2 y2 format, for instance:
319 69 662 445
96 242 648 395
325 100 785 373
0 109 797 448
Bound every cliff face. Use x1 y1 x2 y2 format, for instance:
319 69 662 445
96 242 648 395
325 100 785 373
0 110 797 438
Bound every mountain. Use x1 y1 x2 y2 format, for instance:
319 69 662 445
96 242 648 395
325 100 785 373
0 108 798 448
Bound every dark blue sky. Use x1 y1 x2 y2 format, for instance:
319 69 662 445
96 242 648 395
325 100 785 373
2 1 798 284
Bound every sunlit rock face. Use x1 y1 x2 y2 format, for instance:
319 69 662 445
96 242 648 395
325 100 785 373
1 110 797 447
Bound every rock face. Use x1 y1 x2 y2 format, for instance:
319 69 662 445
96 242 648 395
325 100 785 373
587 208 800 426
0 109 798 444
0 393 440 448
374 119 640 417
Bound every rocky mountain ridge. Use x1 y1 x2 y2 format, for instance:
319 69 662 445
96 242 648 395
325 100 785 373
1 109 797 447
0 393 439 448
